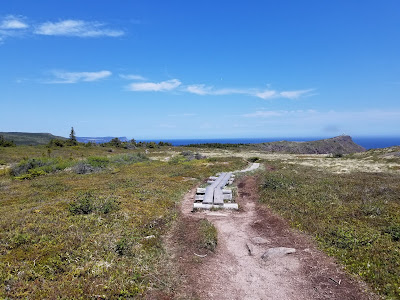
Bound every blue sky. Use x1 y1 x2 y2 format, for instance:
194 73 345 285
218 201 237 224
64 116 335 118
1 1 399 139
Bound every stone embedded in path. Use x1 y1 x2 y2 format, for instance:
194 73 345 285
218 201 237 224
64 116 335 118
261 247 296 260
251 237 271 245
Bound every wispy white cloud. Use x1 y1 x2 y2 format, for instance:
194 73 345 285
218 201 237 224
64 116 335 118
185 84 213 95
127 79 181 92
0 15 29 42
46 70 112 84
255 90 277 99
279 89 315 99
34 20 124 37
123 76 314 100
0 15 29 29
120 74 147 81
185 83 314 100
185 84 252 96
243 110 318 118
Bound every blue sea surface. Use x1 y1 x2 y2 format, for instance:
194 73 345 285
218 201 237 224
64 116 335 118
139 137 400 150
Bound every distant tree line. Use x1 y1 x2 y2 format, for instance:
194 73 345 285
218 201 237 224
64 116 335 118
47 127 172 149
99 138 172 149
0 135 16 147
184 142 248 149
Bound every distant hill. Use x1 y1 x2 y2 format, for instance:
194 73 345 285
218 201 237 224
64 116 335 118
0 132 67 145
76 137 128 143
255 135 366 154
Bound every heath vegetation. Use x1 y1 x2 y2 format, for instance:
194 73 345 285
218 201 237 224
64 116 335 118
0 144 245 298
259 162 400 298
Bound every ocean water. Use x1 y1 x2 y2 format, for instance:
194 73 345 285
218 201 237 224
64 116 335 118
139 137 400 150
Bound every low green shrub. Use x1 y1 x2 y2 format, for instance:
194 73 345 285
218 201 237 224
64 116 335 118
11 157 72 178
11 232 31 248
199 219 218 251
115 237 130 256
15 169 46 180
383 225 400 242
110 153 148 164
69 192 95 214
69 192 119 215
72 162 96 174
87 156 110 168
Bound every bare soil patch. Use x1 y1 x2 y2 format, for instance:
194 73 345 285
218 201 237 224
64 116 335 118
169 175 378 300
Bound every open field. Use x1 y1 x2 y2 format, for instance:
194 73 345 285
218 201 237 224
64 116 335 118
0 144 399 298
0 146 246 298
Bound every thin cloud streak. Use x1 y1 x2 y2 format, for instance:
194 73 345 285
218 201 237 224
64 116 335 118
243 110 317 118
120 74 147 81
0 15 124 43
0 15 29 29
279 89 315 99
185 83 314 100
34 20 124 37
45 70 112 84
127 79 182 92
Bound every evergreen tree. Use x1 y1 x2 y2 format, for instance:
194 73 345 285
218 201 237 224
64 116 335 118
69 127 77 145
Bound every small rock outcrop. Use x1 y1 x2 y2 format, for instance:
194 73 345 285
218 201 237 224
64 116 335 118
256 135 366 154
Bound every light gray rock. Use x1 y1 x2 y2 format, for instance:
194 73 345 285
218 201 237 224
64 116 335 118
251 237 271 245
261 247 296 260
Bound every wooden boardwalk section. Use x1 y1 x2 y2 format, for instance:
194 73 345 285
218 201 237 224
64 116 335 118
194 172 237 209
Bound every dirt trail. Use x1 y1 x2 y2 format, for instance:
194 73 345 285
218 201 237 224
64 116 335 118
177 174 377 300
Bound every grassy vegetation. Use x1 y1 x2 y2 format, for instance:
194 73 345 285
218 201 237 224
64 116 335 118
0 144 151 164
259 162 400 299
198 219 218 251
0 145 246 298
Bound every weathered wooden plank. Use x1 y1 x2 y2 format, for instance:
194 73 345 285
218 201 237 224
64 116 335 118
203 185 215 204
213 188 224 205
223 193 232 200
218 172 232 188
193 203 213 209
222 189 232 194
212 173 232 204
197 188 206 194
195 195 204 201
